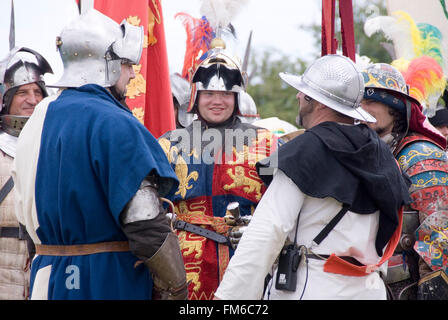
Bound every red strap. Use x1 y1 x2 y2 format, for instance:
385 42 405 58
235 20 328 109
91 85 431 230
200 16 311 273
321 0 355 62
323 206 404 276
321 0 337 56
339 0 356 62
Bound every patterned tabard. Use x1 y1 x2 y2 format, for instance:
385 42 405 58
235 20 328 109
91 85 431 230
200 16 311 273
159 119 277 300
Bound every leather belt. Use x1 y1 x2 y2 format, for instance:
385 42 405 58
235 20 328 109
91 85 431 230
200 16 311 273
174 220 230 245
35 241 130 256
306 253 365 267
0 226 26 240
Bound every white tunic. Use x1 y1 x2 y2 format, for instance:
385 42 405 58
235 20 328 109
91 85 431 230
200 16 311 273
215 169 387 300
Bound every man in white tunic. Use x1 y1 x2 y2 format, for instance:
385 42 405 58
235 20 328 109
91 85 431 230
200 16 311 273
0 47 53 299
214 54 411 300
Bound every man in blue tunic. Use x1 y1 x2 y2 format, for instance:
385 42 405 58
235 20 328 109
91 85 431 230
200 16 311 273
12 9 187 300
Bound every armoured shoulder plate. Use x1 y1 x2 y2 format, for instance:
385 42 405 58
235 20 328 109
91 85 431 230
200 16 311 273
396 133 448 214
121 176 161 224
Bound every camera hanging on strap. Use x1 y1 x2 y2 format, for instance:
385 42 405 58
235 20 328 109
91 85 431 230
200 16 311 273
275 208 303 291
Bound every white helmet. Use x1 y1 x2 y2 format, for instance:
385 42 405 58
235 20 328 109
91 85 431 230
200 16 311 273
187 46 247 114
170 73 194 128
280 54 376 123
0 47 53 113
238 91 260 123
49 9 143 88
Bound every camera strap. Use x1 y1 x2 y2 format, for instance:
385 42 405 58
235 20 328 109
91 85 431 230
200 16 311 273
312 203 350 246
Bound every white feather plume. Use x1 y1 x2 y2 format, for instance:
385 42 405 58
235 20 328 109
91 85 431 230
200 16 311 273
199 0 249 30
364 15 415 60
335 49 372 71
355 55 373 71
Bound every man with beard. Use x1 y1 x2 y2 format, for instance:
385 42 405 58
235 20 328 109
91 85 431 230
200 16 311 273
12 9 186 300
214 54 411 300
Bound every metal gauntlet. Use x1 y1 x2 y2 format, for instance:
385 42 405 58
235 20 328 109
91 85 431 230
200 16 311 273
224 202 252 250
144 232 188 300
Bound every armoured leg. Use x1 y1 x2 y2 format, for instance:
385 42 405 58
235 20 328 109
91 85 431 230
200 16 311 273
417 270 448 300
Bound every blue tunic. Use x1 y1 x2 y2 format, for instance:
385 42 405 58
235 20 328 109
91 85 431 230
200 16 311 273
30 84 178 299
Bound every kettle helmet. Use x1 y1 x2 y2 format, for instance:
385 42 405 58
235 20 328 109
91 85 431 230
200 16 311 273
49 9 143 88
280 54 376 122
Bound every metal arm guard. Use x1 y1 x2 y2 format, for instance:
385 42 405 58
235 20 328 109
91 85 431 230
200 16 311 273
120 176 187 300
121 176 161 224
144 232 188 300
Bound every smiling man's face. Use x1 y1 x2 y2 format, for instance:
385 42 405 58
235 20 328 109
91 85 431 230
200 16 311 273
9 82 44 116
197 90 235 124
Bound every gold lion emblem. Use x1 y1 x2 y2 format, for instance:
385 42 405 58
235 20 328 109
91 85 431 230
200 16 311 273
223 166 262 200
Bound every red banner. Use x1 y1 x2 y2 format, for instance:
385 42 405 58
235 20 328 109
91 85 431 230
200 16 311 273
80 0 175 138
321 0 355 62
321 0 337 56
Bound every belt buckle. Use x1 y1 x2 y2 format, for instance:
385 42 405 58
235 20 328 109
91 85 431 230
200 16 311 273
174 220 186 230
18 225 27 240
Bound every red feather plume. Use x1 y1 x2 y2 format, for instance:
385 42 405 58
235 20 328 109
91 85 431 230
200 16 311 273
175 12 214 81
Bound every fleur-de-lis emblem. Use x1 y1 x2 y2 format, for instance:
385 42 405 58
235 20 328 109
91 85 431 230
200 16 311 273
175 158 199 199
158 138 199 199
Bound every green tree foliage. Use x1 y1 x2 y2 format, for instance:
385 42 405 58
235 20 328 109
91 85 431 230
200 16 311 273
246 51 306 125
303 0 391 63
347 0 391 63
247 0 391 127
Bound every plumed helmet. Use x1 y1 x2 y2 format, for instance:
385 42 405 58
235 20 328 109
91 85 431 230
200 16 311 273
279 54 376 123
238 91 260 123
0 47 53 113
361 63 416 136
170 73 194 128
187 46 247 113
361 63 419 104
49 9 143 88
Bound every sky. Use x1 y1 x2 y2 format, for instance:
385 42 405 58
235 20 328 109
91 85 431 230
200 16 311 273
0 0 321 84
162 0 321 74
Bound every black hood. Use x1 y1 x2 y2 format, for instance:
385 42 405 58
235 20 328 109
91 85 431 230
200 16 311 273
257 122 411 256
